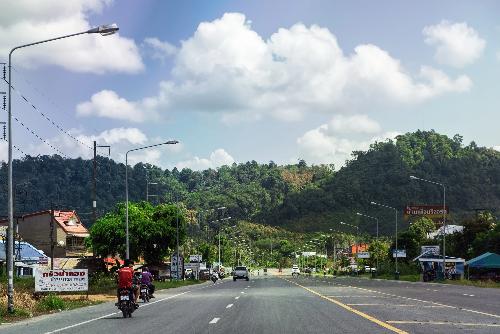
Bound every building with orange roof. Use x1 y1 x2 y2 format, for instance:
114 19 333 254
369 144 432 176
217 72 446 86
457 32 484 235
0 210 90 258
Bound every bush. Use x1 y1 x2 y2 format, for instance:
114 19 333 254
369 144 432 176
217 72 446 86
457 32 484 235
38 294 65 311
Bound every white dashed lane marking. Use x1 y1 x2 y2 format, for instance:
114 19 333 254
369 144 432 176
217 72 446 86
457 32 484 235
226 304 233 309
235 296 240 300
209 318 220 324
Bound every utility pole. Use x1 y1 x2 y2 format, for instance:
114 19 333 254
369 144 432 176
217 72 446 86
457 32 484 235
50 204 54 270
93 142 110 225
92 141 96 225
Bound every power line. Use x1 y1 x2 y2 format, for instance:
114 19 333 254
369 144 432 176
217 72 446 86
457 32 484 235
1 107 68 158
3 76 93 150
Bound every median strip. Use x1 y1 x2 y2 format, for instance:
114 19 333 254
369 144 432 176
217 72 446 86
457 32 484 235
282 278 408 334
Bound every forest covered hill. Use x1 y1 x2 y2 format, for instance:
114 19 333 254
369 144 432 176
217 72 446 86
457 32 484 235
1 130 499 234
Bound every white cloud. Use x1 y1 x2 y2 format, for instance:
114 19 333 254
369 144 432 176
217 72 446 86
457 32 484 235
23 127 149 159
324 115 381 135
175 149 235 170
0 0 143 74
423 20 486 68
76 90 150 122
143 37 177 61
86 13 470 123
296 116 399 167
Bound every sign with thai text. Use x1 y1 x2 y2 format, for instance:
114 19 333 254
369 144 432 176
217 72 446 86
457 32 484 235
35 269 88 292
404 205 449 218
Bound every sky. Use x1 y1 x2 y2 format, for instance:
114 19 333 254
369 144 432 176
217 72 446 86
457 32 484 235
1 0 500 170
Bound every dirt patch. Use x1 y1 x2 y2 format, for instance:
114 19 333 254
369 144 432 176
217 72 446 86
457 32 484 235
60 294 116 302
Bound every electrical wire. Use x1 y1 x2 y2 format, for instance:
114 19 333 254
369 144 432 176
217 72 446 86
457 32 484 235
3 77 93 150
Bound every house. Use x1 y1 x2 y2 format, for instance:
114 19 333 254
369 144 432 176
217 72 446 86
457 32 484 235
0 210 90 258
0 240 48 276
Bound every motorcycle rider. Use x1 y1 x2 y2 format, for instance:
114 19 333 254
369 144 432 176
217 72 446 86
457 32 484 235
117 259 139 308
141 267 155 297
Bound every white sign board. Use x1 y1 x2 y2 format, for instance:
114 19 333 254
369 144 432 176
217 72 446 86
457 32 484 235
357 252 371 259
392 250 407 258
35 269 88 292
301 251 317 257
421 245 440 256
189 254 202 263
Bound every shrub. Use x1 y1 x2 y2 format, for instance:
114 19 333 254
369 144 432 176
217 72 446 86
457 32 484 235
38 294 65 311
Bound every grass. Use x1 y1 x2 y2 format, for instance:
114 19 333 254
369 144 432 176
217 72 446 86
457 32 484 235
374 274 421 282
155 279 202 290
441 279 500 288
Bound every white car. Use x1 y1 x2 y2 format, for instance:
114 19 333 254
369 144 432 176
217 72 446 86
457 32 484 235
292 265 300 275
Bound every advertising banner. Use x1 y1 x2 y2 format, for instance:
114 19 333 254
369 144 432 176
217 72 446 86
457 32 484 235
357 252 371 259
35 269 88 292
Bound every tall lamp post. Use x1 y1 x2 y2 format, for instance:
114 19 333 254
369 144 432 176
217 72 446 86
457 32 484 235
410 175 447 279
356 212 379 272
125 141 178 259
340 221 359 253
371 201 399 280
5 23 119 314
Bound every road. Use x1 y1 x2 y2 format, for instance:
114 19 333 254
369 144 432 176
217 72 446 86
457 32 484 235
1 273 499 334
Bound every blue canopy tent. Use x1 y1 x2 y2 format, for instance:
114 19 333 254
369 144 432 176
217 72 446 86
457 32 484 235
465 252 500 280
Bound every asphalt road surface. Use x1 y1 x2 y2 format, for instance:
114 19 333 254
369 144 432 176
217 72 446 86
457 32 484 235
1 274 499 334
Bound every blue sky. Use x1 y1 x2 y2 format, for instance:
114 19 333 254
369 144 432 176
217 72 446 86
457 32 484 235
1 0 500 170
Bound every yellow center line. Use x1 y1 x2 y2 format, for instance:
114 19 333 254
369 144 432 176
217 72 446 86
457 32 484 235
282 278 408 334
387 321 500 327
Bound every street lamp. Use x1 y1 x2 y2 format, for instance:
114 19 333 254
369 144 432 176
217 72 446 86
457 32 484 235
410 175 447 279
356 212 379 272
125 141 178 259
217 217 232 266
340 221 359 253
371 201 399 280
5 23 119 314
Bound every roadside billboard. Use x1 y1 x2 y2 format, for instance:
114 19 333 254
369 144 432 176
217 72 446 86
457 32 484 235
357 252 370 259
171 253 184 279
392 250 407 258
404 205 449 219
35 269 88 292
189 255 202 263
421 245 440 256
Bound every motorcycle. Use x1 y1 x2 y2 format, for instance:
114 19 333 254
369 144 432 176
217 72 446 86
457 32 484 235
117 288 136 318
140 284 150 303
211 272 219 283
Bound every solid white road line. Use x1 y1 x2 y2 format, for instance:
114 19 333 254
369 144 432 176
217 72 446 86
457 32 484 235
387 321 500 327
209 317 220 324
44 290 192 334
226 304 233 309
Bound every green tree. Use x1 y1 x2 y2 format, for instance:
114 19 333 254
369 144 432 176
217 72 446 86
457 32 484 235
88 202 186 263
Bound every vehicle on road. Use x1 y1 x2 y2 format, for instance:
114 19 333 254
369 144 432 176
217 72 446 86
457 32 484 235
199 269 211 280
117 288 136 318
233 266 250 281
211 271 219 283
139 284 150 303
292 265 300 277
